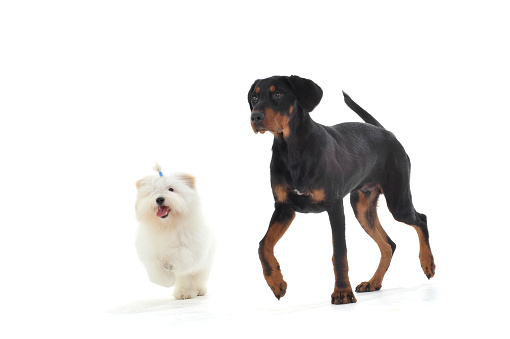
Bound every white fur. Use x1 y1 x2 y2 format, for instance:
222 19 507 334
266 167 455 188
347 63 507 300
135 170 214 300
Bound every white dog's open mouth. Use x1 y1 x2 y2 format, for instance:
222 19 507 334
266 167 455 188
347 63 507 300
156 206 170 218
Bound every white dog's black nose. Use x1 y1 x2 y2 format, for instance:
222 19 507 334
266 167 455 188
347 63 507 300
156 197 165 205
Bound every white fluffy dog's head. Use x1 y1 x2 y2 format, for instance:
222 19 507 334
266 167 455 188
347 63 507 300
135 164 199 226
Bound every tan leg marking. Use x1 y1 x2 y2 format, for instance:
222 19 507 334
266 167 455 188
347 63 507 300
354 190 393 292
273 185 289 203
259 212 296 300
331 255 357 304
311 188 326 203
412 225 435 279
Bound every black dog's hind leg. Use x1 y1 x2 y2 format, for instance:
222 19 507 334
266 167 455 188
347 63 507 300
389 201 435 279
383 157 436 279
328 200 357 304
258 204 296 300
412 216 435 279
350 189 396 292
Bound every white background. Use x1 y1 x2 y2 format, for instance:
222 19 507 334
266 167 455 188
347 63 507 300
1 1 509 338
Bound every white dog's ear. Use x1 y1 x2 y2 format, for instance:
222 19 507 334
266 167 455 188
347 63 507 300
135 178 145 189
178 174 196 189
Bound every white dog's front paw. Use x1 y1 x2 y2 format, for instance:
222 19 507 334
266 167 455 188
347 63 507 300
162 261 174 271
148 271 175 288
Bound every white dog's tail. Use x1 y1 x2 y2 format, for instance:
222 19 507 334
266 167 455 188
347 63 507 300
153 163 163 176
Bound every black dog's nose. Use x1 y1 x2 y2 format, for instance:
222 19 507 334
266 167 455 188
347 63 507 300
156 197 165 205
251 111 265 124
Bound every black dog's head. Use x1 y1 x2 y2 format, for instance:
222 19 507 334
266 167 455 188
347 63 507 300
248 75 323 137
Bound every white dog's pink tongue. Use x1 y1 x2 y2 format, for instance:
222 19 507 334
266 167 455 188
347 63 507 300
157 206 169 217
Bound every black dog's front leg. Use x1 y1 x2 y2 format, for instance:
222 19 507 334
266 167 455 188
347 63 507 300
258 203 296 300
328 201 357 304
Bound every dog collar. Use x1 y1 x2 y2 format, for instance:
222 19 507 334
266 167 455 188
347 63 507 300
159 171 163 177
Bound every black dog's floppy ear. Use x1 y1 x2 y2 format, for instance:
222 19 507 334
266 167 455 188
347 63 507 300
248 79 260 110
288 75 323 113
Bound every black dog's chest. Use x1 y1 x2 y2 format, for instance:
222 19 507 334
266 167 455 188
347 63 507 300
286 190 327 213
271 168 330 213
270 141 334 214
271 142 322 188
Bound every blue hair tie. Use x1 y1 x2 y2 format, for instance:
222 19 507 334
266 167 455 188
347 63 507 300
153 164 163 177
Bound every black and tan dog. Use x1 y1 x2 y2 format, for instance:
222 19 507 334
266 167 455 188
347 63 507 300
248 75 435 304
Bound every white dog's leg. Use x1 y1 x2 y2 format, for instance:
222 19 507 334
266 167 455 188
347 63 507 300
173 273 197 300
173 268 210 300
193 267 211 297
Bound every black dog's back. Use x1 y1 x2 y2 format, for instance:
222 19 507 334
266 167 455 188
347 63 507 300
343 92 384 129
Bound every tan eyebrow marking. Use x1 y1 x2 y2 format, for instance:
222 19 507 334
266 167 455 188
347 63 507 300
270 85 276 92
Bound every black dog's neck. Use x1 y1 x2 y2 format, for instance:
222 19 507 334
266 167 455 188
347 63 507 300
278 106 317 143
272 107 320 189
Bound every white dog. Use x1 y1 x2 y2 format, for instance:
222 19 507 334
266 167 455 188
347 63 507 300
135 164 214 300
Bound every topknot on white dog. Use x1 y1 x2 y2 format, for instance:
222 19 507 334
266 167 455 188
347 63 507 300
153 163 163 177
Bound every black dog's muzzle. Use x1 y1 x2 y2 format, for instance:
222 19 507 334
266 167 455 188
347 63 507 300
251 111 265 125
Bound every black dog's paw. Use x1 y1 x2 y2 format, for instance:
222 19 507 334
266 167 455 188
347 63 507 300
420 256 436 279
355 281 382 293
269 280 287 300
331 288 357 304
263 268 288 300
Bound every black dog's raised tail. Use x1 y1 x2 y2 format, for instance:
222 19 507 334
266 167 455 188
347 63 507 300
342 91 384 129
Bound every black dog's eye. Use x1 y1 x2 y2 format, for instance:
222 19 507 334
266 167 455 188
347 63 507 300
252 95 258 103
168 188 174 192
273 92 284 100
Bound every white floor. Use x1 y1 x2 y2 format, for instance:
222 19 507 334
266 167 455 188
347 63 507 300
51 274 505 338
4 219 504 339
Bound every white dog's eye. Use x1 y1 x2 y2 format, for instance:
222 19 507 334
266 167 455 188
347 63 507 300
168 188 174 192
